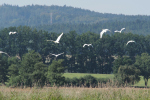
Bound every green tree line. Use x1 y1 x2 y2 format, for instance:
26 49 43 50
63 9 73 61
0 26 150 87
0 26 149 73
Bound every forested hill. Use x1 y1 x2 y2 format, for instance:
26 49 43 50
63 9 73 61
36 20 150 35
1 4 150 35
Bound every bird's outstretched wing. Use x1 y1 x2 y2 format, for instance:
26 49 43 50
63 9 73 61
100 29 110 38
0 51 10 57
100 30 107 38
89 44 93 47
13 32 17 34
126 40 135 45
50 53 56 56
120 28 125 32
114 30 119 33
9 32 12 35
57 52 64 56
83 44 87 47
50 52 64 57
83 44 93 47
55 33 63 42
100 31 104 38
9 31 17 35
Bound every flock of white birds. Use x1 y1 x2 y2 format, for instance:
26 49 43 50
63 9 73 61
100 28 135 45
0 28 135 58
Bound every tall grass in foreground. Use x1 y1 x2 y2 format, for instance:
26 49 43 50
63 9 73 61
0 85 150 100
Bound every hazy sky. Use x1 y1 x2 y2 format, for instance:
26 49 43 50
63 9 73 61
0 0 149 15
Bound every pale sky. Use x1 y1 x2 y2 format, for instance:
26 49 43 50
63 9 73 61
0 0 149 15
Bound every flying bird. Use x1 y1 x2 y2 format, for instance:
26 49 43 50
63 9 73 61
0 51 10 57
9 31 17 35
126 40 135 45
83 44 93 47
50 52 64 57
114 28 125 33
100 29 110 38
47 33 63 43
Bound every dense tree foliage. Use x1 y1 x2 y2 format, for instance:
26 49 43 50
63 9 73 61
134 53 150 86
115 65 140 86
112 56 134 74
19 50 47 87
0 26 150 87
7 56 21 86
1 4 150 87
47 59 66 86
0 55 8 84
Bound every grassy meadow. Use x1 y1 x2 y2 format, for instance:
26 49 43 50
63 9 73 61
134 76 150 87
63 73 114 79
0 73 150 100
0 86 150 100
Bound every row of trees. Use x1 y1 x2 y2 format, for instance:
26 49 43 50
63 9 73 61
1 50 150 87
1 26 150 73
113 53 150 86
0 50 65 87
0 26 150 86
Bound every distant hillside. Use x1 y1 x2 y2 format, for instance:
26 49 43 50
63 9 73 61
0 4 150 26
35 19 150 35
1 4 150 35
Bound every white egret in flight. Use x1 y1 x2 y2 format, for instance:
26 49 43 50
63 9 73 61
83 44 93 47
50 52 64 57
114 28 125 33
100 29 110 38
0 51 10 57
47 33 63 43
9 31 17 35
126 40 135 45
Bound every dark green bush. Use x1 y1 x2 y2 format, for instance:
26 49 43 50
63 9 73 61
81 75 97 87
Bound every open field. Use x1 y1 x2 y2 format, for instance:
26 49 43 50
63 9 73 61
63 73 150 87
63 73 114 79
134 76 150 87
0 86 150 100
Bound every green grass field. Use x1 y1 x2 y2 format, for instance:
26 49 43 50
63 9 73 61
63 73 150 87
134 76 150 87
63 73 114 79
